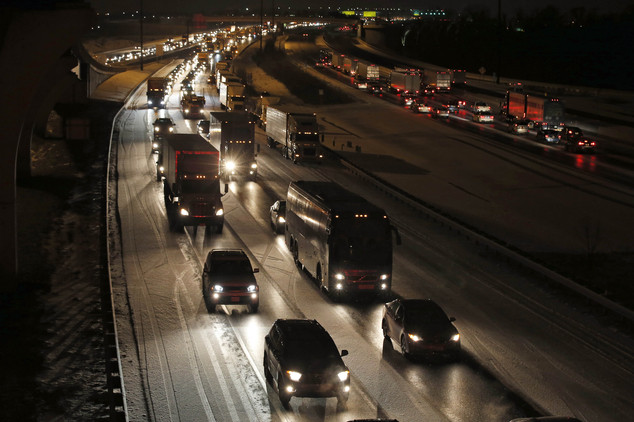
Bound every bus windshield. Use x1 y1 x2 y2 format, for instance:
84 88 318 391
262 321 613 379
330 218 391 264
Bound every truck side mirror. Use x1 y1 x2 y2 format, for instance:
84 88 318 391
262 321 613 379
224 183 229 194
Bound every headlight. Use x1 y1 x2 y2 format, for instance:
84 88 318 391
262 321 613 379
226 161 236 171
451 334 460 342
335 273 345 280
180 208 189 216
159 166 165 172
215 208 224 216
287 371 302 382
169 127 174 132
250 163 257 169
212 284 223 292
380 274 389 280
278 216 285 223
148 100 153 105
246 285 257 293
337 371 349 382
408 334 422 342
152 142 159 149
154 126 160 132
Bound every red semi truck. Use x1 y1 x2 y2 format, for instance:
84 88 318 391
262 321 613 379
503 90 565 130
157 134 226 233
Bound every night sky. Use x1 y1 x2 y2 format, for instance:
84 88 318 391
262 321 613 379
89 1 633 15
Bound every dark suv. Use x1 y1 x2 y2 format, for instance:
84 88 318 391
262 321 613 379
264 319 350 408
202 249 259 313
560 126 597 153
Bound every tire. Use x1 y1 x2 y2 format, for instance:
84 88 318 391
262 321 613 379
400 336 410 360
382 320 390 340
278 374 291 408
263 355 272 384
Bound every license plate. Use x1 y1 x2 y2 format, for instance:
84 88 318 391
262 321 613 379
358 284 374 290
231 297 240 302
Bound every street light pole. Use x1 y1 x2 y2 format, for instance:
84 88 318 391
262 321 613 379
140 0 144 71
260 0 263 53
496 0 501 84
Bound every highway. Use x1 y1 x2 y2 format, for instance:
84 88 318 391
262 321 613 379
108 38 634 422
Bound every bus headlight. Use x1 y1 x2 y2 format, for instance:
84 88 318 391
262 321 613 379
380 274 389 280
335 273 345 280
154 126 160 132
215 208 224 216
451 334 460 342
226 161 236 171
180 208 189 216
247 285 257 293
250 163 257 169
212 284 223 292
337 371 349 382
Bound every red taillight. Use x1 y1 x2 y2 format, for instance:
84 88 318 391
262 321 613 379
591 141 596 146
578 141 584 146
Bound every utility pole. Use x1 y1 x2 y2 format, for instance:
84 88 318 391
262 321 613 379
260 0 264 53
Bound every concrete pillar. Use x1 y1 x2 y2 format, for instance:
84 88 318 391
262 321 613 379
0 6 93 290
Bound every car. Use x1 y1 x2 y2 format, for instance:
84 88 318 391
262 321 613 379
444 100 460 113
535 128 561 144
560 126 597 153
563 136 597 153
353 76 368 90
202 249 260 313
508 119 531 135
411 100 433 114
269 200 286 234
473 101 491 112
422 84 436 96
403 96 416 107
433 106 450 118
368 82 384 95
197 119 210 136
263 319 350 408
473 111 495 123
509 418 582 422
152 117 175 140
382 298 460 360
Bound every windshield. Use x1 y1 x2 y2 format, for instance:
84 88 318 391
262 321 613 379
180 179 218 193
404 304 448 323
285 338 339 359
210 259 252 274
331 218 391 264
295 133 319 143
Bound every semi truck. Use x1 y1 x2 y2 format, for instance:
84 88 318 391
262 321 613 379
156 134 226 233
502 91 565 130
285 181 401 301
181 95 205 119
147 77 167 108
265 106 323 163
219 81 246 111
343 57 358 75
389 69 421 97
435 71 452 92
332 53 345 71
357 61 380 81
209 111 258 180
